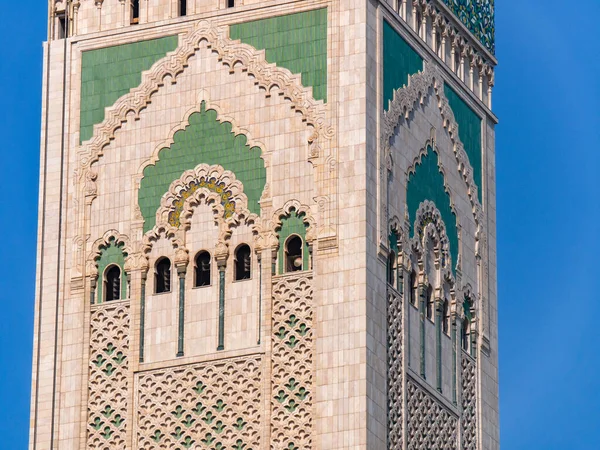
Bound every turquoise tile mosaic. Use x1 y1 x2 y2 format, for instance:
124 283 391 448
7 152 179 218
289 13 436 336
441 0 495 53
230 8 328 102
383 20 423 111
444 84 482 203
80 36 179 143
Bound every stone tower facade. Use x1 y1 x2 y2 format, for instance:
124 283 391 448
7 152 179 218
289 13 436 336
31 0 498 449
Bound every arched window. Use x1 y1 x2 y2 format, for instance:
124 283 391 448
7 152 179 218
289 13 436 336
194 251 211 287
179 0 186 16
285 235 303 272
442 299 450 335
155 257 171 294
461 317 470 352
104 265 121 302
387 251 396 287
410 270 418 306
426 285 434 321
234 244 251 281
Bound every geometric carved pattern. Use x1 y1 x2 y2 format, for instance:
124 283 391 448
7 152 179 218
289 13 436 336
135 356 262 450
87 302 130 449
387 288 403 449
407 378 458 450
271 274 314 450
461 354 477 450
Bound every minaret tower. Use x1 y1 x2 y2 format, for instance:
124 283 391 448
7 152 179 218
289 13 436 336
32 0 498 449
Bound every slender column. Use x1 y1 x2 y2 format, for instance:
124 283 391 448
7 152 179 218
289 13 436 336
478 70 484 100
139 272 147 363
217 259 226 351
451 310 458 405
90 277 97 306
176 265 186 357
419 281 426 378
257 253 262 345
469 60 475 91
470 323 478 359
435 296 443 392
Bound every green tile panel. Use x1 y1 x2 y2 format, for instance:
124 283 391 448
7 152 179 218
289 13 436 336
96 241 127 303
230 8 328 102
407 146 458 272
277 210 310 275
139 102 266 232
444 84 482 203
383 20 423 111
80 36 179 143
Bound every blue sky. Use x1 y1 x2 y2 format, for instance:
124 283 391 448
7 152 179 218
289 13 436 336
0 0 598 448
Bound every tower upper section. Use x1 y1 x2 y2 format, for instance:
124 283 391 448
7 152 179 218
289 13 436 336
49 0 278 39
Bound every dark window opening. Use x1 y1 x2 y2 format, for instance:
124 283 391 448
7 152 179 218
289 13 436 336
461 318 470 352
227 0 235 7
387 252 396 286
426 285 434 320
410 270 418 306
155 258 171 293
57 13 67 39
105 265 121 301
195 251 211 287
442 299 450 335
131 0 140 24
179 0 187 16
235 244 251 281
285 236 303 272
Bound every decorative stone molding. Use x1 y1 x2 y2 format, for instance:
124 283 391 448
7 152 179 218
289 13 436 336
155 164 248 228
272 200 317 244
87 230 133 278
78 19 333 171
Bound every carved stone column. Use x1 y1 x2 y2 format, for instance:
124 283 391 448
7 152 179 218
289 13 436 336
216 253 228 351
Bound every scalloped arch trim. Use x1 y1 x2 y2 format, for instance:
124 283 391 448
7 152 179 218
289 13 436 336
139 102 265 232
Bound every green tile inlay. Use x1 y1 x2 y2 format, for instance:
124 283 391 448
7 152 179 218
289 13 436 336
139 102 266 232
444 84 482 203
383 20 423 110
230 8 328 102
277 210 310 275
407 146 458 272
96 240 127 303
80 36 179 143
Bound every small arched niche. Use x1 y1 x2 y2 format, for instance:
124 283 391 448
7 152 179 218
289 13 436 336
155 257 172 294
104 265 122 302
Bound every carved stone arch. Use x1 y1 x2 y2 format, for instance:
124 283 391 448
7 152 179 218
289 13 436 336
87 229 133 277
272 200 317 244
223 207 264 252
154 163 249 230
77 19 333 171
382 60 484 229
411 201 454 276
